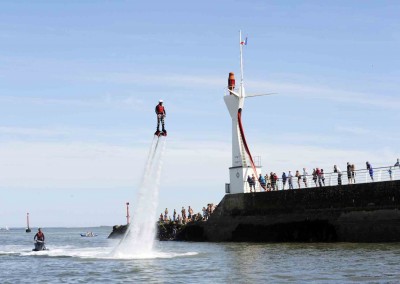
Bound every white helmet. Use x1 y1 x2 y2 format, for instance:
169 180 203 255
159 99 163 103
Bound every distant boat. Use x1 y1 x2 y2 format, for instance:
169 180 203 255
80 232 97 237
26 213 31 233
5 226 9 231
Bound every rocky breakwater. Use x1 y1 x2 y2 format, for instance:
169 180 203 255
108 223 187 241
108 225 128 239
178 180 400 242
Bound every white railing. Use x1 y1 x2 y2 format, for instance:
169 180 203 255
244 165 400 193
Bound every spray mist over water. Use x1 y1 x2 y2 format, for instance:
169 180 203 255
112 137 166 258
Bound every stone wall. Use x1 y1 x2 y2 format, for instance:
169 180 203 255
179 180 400 242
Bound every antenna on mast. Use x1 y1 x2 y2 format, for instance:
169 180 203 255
239 30 244 97
239 31 244 84
238 30 249 99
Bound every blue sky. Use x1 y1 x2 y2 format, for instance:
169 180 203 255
1 1 399 227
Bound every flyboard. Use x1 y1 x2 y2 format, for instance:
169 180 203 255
154 129 167 137
152 129 167 159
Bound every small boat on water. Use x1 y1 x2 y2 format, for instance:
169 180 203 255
80 232 98 237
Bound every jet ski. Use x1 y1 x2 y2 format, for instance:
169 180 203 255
32 240 48 251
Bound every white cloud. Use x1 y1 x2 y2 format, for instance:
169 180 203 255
2 69 399 111
252 142 396 174
84 72 223 87
335 126 372 136
82 71 400 110
0 132 396 189
0 126 67 137
0 141 142 188
0 94 145 110
247 79 400 110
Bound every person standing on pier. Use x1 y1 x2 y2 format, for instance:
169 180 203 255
295 170 301 189
258 174 266 190
320 169 326 186
351 164 356 183
347 162 352 184
334 165 342 185
247 175 255 192
288 171 294 189
273 173 278 190
269 173 275 191
302 168 308 188
281 172 287 190
388 167 393 181
312 169 318 186
366 161 374 181
316 168 322 187
265 173 270 191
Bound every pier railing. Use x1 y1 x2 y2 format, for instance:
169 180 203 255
244 165 400 193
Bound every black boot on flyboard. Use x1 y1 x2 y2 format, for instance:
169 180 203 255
154 128 167 137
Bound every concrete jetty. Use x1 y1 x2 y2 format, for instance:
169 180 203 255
178 180 400 242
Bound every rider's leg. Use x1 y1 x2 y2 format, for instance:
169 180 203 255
157 116 160 131
161 116 165 131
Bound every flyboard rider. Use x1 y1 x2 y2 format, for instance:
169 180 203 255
155 99 167 136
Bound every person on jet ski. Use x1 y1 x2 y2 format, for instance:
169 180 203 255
34 228 45 242
155 99 166 133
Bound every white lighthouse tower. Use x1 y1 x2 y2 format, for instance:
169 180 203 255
224 32 267 194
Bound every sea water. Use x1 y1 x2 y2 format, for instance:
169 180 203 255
1 227 400 283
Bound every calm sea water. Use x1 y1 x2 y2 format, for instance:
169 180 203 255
1 227 400 283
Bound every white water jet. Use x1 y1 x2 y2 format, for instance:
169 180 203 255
112 137 166 258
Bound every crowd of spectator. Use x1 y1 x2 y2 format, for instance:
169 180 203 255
159 203 217 225
248 158 400 192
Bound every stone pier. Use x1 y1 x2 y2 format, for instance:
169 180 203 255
178 180 400 242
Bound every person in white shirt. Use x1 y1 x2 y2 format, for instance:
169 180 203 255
333 165 342 185
288 171 294 190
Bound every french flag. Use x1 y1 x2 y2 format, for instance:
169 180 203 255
240 37 248 45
